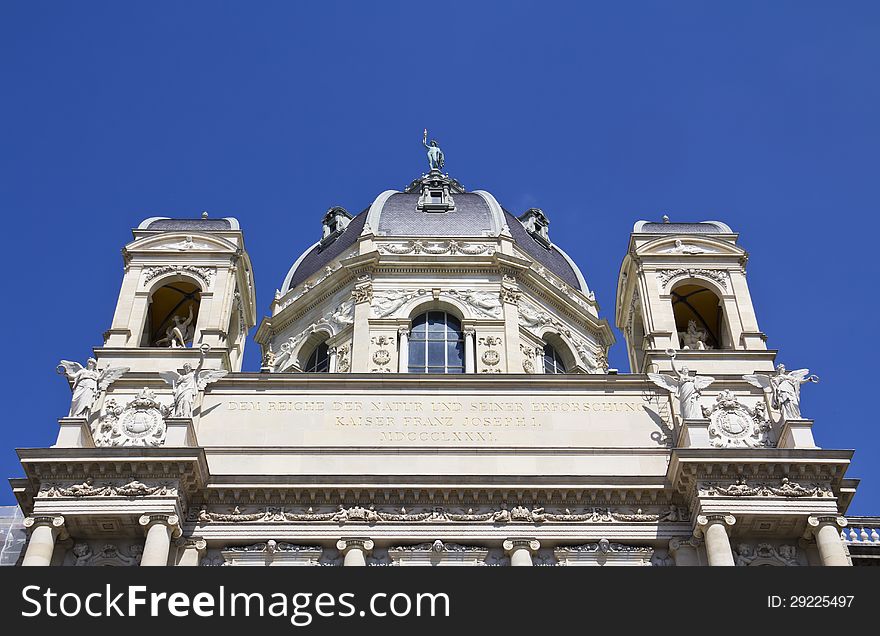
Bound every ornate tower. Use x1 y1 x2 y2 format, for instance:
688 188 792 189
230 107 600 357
99 215 256 372
615 219 774 375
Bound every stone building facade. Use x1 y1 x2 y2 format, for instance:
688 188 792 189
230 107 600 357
7 161 871 567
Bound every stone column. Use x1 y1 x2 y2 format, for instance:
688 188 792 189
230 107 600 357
337 538 374 567
503 538 540 566
398 327 410 372
668 537 701 566
22 515 66 567
807 516 850 566
695 514 736 566
328 347 338 373
464 328 476 373
139 514 182 567
176 537 207 566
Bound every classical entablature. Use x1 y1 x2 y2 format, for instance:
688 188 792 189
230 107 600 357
9 141 866 567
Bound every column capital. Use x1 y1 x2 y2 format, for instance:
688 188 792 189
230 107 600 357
337 537 374 554
139 513 182 539
398 326 411 337
503 538 540 554
23 515 66 532
668 536 702 552
804 515 847 537
175 536 207 552
463 327 476 338
694 513 736 537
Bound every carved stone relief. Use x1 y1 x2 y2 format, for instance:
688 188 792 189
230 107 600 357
701 390 775 448
143 265 214 288
95 388 169 447
699 477 832 498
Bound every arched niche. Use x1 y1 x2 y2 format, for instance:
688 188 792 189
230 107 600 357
141 278 202 347
670 281 730 350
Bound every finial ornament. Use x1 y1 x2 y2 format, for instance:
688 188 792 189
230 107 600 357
662 214 670 223
201 211 209 219
422 128 445 171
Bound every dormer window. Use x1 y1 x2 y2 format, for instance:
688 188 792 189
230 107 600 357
417 180 455 212
320 207 352 244
518 208 551 248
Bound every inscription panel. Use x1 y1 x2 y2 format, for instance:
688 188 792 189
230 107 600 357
199 391 667 448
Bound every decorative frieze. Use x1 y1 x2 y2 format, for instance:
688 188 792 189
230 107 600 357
699 477 832 498
377 240 495 256
39 479 177 498
143 265 215 288
191 503 688 524
733 543 800 566
72 542 143 566
656 267 728 291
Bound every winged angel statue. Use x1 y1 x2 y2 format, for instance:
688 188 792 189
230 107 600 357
57 359 130 417
159 344 227 417
743 364 818 421
648 350 714 420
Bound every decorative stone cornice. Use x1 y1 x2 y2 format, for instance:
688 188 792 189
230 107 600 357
503 538 540 554
139 513 182 539
556 539 651 554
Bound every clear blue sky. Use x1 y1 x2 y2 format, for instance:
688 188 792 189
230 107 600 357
1 2 877 513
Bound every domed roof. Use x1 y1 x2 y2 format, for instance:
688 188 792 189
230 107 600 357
281 174 590 295
633 219 732 234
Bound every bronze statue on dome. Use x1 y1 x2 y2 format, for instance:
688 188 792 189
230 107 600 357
422 128 444 171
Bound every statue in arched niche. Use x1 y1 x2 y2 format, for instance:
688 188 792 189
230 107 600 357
156 305 195 348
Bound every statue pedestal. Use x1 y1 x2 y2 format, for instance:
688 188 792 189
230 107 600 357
53 417 94 448
778 419 817 449
678 419 711 448
164 418 196 447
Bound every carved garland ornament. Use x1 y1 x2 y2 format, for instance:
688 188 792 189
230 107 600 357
699 477 832 498
191 503 687 524
143 265 215 288
377 240 495 256
39 479 176 498
656 268 728 291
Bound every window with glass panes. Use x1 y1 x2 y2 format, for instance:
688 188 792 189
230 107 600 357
304 341 330 372
543 344 566 374
408 311 465 373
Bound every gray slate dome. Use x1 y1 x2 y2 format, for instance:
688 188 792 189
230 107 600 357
282 175 590 295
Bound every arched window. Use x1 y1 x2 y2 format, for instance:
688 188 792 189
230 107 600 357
543 344 566 374
304 341 330 373
671 283 728 350
142 281 201 347
408 311 464 373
